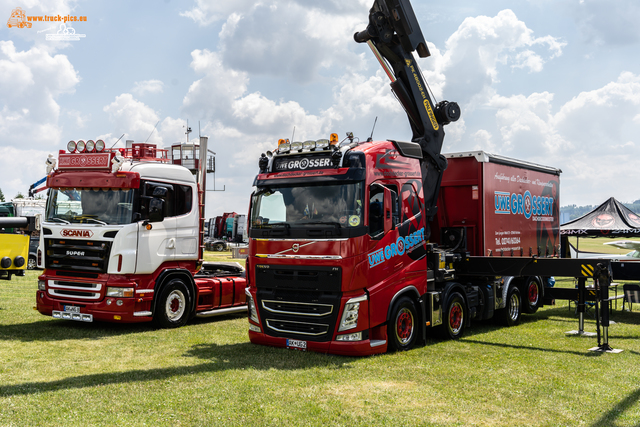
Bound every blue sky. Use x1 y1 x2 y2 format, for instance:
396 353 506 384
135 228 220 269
2 0 640 218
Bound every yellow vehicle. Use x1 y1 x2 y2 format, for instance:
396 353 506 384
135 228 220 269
0 217 36 280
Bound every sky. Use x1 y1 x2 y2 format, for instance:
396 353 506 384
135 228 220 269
2 0 640 218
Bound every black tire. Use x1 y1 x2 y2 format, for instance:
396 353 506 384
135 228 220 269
439 292 467 340
498 286 521 327
214 243 224 252
27 256 37 270
154 279 191 328
522 277 541 314
388 297 418 351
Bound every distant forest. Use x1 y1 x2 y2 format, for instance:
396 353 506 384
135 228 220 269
561 200 640 221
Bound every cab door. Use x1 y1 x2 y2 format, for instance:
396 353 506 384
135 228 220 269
136 181 177 274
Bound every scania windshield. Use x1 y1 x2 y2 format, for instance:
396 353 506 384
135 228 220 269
250 182 364 237
46 188 135 225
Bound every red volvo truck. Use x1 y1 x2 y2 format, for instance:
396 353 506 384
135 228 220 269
36 137 246 327
245 0 616 356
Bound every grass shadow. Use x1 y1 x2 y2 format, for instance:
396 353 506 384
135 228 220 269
0 313 246 342
0 341 352 398
589 386 640 427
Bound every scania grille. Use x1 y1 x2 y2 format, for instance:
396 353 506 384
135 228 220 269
45 238 112 273
256 288 341 342
47 279 102 300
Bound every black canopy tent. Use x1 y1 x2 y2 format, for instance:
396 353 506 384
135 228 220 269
560 197 640 259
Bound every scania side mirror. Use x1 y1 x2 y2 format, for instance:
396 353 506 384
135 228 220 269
148 198 165 223
152 186 168 198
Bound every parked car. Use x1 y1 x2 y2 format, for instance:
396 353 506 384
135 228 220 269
28 236 39 270
205 239 228 252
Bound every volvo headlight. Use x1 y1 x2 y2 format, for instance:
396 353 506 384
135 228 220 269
245 288 259 323
106 287 134 298
338 294 367 332
336 332 362 341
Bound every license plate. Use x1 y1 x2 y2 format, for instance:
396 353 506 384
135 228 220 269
286 339 307 350
64 305 80 313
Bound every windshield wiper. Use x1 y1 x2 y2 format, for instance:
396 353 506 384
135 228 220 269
269 222 290 236
83 218 107 226
48 217 70 224
303 221 342 228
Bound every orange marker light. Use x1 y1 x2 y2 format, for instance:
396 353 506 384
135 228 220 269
330 133 339 144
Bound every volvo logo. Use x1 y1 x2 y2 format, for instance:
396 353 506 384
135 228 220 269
292 244 300 253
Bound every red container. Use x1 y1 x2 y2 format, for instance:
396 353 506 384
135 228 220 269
432 151 561 257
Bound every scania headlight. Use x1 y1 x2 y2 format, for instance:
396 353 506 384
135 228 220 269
106 287 134 298
245 288 259 323
38 280 46 291
338 294 367 332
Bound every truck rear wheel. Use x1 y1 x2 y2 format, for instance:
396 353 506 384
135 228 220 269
388 297 418 351
154 279 191 328
522 277 541 314
440 292 466 340
498 286 521 326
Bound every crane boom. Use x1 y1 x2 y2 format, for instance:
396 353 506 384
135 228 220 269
355 0 460 230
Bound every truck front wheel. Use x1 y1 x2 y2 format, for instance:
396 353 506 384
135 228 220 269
388 297 418 351
498 286 521 327
440 292 467 340
154 279 191 328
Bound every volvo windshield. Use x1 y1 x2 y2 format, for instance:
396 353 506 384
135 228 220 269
46 188 135 225
251 182 364 230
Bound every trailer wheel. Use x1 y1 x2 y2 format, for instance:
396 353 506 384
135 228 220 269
522 277 541 314
388 297 418 351
440 292 466 340
214 243 225 252
154 279 191 328
498 286 521 327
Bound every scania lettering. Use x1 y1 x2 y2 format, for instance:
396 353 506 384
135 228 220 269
36 138 247 326
245 0 619 356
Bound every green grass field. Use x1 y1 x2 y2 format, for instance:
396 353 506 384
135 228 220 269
567 237 640 255
1 256 640 426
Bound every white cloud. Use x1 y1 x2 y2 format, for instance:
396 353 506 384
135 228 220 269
132 80 164 96
0 146 52 199
439 9 566 104
0 40 79 149
103 93 162 145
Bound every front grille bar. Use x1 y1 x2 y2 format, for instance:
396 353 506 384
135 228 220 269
265 319 330 336
262 299 333 317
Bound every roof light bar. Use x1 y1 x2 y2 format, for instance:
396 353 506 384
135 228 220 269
95 140 105 152
76 140 86 153
302 140 316 151
316 139 329 150
291 141 303 152
67 140 76 153
278 143 291 153
86 140 95 152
